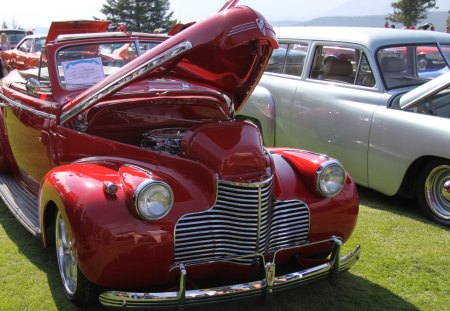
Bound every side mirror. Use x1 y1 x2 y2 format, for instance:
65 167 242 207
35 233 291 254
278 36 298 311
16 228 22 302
26 78 41 94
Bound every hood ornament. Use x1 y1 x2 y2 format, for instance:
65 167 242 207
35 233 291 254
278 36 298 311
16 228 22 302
256 19 266 36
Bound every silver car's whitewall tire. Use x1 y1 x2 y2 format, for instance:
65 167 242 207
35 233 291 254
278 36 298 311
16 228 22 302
417 159 450 226
55 210 98 305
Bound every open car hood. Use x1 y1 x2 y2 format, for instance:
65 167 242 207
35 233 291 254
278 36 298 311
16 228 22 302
60 6 277 124
399 70 450 109
45 20 110 45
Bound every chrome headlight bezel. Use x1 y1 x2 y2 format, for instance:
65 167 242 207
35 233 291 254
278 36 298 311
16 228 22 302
133 180 174 220
316 160 346 197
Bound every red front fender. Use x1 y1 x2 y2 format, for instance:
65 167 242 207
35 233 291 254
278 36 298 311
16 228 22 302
39 162 177 287
268 147 359 244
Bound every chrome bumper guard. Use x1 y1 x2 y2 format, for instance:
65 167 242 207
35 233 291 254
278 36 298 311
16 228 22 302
99 237 360 309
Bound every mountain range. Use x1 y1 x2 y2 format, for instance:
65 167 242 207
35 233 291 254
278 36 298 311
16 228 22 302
270 0 450 32
272 11 449 32
320 0 449 18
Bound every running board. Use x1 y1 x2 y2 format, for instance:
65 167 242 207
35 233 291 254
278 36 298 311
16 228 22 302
0 174 40 236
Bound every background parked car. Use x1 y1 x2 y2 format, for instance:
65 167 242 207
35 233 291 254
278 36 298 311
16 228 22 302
1 34 47 73
0 29 27 77
239 26 450 225
0 29 27 49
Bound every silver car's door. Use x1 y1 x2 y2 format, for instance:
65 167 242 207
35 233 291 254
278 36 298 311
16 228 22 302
280 43 384 186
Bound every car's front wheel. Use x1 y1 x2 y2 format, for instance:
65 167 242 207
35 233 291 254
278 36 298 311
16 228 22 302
417 159 450 226
55 210 98 305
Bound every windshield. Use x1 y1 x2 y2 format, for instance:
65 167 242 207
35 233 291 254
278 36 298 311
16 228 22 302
377 44 449 90
56 40 161 90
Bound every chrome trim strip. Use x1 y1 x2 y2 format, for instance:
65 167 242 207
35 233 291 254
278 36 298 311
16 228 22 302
229 22 258 36
122 164 154 179
0 92 56 119
60 41 193 125
219 177 273 188
255 184 262 251
99 239 361 308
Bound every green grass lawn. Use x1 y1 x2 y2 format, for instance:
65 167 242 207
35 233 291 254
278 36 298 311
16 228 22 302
0 186 449 311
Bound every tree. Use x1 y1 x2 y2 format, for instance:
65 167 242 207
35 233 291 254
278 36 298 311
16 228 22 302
1 21 7 29
387 0 437 28
101 0 177 33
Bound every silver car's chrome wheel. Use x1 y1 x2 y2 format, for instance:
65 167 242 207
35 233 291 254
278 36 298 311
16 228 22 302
424 164 450 221
55 210 78 296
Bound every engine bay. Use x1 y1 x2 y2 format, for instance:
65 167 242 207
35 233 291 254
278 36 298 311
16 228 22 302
141 127 188 155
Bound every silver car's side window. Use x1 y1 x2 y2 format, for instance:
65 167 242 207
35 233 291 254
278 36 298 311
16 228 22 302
266 43 288 74
355 53 376 87
376 45 448 90
310 45 375 88
311 44 357 84
266 43 308 76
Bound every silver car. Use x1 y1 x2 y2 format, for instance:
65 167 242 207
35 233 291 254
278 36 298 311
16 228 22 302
239 26 450 225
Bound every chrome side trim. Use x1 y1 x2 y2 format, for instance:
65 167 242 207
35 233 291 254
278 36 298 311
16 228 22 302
229 21 259 36
0 92 56 119
60 41 193 125
99 238 361 308
228 20 274 37
122 164 154 179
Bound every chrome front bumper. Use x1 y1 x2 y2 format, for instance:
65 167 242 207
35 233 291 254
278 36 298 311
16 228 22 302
99 237 360 309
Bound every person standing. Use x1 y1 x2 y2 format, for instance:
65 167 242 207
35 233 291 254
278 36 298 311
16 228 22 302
0 33 11 51
0 33 11 78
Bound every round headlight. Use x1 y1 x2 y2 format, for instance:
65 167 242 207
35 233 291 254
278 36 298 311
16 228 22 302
316 161 346 197
134 181 173 220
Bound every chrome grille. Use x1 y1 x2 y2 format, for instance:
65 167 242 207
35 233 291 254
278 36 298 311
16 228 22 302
174 178 310 265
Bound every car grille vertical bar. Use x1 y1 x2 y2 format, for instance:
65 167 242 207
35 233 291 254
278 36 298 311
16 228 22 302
174 178 310 265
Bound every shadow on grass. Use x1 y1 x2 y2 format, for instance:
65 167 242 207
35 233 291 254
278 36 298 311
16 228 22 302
1 198 419 311
355 185 443 227
199 272 420 311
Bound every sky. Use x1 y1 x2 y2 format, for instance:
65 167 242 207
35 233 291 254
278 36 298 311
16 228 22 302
2 0 448 31
2 0 348 30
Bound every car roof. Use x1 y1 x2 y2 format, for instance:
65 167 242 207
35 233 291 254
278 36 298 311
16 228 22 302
53 31 169 43
0 29 26 33
274 26 450 50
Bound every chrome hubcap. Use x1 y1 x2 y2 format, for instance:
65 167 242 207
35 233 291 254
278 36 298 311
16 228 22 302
425 165 450 220
443 180 450 201
55 211 78 296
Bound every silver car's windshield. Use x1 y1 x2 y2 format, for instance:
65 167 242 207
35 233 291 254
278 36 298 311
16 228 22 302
377 44 449 90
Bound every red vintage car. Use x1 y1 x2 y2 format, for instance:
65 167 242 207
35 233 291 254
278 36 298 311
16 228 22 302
0 4 360 309
1 34 47 73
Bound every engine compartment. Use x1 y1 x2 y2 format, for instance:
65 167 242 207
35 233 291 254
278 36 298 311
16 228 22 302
141 127 187 155
77 94 270 181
